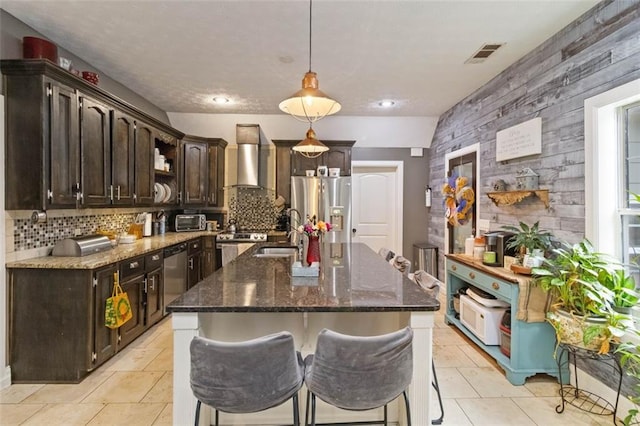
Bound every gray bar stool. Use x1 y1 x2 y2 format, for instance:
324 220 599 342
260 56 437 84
304 327 413 426
190 332 304 426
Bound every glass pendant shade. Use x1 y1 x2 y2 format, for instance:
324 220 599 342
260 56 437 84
292 127 329 158
279 72 341 122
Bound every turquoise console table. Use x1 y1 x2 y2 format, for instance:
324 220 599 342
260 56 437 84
445 254 567 385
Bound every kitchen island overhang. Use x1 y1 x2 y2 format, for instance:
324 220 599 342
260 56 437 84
167 242 439 426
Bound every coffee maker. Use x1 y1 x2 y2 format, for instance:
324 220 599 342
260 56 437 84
482 231 516 266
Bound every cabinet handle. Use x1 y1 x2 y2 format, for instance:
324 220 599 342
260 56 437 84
469 272 475 279
144 277 148 293
452 265 457 271
150 276 155 291
152 254 160 261
492 282 500 290
117 185 121 200
129 261 139 269
109 185 114 201
189 258 194 269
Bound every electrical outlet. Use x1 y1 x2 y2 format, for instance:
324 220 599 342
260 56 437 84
478 219 490 232
74 228 82 236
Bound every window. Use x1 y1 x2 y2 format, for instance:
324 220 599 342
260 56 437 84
621 102 640 275
585 79 640 336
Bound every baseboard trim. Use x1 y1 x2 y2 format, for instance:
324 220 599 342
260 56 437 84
0 366 11 389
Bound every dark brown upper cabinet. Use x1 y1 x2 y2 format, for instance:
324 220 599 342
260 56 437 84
180 136 227 207
182 139 208 206
272 140 355 205
80 95 112 206
1 59 184 210
111 111 136 205
134 121 157 205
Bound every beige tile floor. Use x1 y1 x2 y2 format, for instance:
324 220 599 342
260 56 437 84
0 307 620 426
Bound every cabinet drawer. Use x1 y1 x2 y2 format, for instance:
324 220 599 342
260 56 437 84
120 255 145 279
447 260 513 302
188 238 202 254
145 251 163 271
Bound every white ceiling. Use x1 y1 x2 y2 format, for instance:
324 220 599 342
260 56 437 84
2 0 600 117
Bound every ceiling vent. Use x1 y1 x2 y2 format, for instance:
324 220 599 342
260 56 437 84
465 43 504 64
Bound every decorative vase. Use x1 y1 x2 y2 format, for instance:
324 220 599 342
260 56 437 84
306 235 321 265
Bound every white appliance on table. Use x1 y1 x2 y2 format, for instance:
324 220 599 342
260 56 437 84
290 176 352 243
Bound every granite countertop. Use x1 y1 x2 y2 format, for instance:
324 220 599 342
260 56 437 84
167 242 441 313
6 231 218 270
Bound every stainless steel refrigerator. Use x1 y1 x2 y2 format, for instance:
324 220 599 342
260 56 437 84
290 176 352 243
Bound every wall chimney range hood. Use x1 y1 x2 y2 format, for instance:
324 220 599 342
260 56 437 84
235 124 262 188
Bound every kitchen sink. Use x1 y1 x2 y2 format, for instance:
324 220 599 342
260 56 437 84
253 246 299 258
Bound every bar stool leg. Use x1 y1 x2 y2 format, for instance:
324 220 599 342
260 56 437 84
432 360 444 425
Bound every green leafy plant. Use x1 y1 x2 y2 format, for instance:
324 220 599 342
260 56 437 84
615 329 640 425
502 221 552 264
532 239 629 353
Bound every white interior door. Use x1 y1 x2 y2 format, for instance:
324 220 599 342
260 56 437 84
352 161 403 255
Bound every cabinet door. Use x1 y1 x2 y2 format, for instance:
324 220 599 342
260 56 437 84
187 253 203 289
111 110 135 205
93 266 118 367
207 143 226 206
118 273 145 348
203 248 216 278
146 267 164 327
183 141 208 205
135 121 156 205
80 95 112 206
49 82 81 207
291 152 320 176
324 146 352 176
275 143 295 205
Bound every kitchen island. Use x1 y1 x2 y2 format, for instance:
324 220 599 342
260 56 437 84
167 242 440 426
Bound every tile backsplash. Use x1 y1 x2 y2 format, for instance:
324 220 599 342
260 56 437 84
227 187 280 231
12 213 138 252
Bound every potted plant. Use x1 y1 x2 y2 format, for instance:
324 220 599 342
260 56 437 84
615 329 640 425
532 239 628 354
502 221 552 266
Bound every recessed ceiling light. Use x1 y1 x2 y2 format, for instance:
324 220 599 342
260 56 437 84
378 100 395 108
212 96 230 105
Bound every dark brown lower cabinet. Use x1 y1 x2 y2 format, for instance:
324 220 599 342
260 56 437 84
146 266 164 326
94 265 118 367
9 250 165 383
202 236 217 278
187 238 203 289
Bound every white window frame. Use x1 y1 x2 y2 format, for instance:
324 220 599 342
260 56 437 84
585 78 640 338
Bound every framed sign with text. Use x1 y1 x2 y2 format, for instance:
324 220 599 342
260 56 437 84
496 117 542 162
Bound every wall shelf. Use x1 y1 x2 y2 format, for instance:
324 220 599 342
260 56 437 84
487 189 550 209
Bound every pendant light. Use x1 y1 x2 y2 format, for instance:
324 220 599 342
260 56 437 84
292 126 329 158
279 0 341 122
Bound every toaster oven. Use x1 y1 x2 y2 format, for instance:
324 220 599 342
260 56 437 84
175 214 206 232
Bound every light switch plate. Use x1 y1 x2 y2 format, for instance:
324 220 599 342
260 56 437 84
478 219 490 232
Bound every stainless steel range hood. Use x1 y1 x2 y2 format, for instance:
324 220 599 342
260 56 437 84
235 124 262 187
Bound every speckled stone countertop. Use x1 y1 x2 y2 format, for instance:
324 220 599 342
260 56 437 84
6 231 218 270
167 242 440 313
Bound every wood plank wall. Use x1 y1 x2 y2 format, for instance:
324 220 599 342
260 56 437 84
428 0 640 396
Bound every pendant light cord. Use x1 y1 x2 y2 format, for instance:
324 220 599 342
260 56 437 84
308 0 313 72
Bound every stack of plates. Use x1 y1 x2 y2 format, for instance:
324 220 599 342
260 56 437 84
154 182 172 203
154 183 164 203
162 183 171 202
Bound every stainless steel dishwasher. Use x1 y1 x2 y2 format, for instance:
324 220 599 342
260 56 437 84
163 243 188 313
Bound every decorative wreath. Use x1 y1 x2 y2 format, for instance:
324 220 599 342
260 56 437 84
442 175 475 227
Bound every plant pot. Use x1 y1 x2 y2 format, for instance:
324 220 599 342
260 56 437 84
547 309 609 352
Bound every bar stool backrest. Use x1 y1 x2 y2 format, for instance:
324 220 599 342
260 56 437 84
305 327 413 411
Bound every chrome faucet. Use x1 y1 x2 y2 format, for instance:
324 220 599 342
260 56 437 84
286 208 302 250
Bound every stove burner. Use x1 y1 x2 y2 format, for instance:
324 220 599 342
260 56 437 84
216 232 268 242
